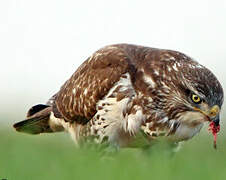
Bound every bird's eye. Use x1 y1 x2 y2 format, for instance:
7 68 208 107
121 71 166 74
191 94 202 104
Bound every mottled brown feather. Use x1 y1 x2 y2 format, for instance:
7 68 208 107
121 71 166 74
54 45 135 122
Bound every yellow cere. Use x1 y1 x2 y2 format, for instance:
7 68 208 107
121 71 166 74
209 105 220 117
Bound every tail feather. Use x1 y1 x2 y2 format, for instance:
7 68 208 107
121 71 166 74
13 116 52 134
13 105 53 134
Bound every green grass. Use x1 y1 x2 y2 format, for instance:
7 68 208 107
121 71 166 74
1 128 226 180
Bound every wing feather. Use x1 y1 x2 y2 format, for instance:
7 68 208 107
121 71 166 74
54 45 135 122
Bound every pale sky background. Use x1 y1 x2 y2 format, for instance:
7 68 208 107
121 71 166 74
0 0 226 129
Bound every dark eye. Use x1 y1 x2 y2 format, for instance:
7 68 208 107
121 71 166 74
191 94 202 104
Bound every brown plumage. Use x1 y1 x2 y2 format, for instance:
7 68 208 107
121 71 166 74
13 44 224 148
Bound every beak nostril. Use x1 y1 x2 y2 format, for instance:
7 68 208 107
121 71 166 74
210 105 220 116
209 105 220 117
209 111 216 117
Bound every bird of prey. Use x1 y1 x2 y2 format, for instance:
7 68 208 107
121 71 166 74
13 44 224 149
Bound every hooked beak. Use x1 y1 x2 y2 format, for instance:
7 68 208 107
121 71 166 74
209 105 220 126
194 105 221 149
194 105 220 125
213 115 220 126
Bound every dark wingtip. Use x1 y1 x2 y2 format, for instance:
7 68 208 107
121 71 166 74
13 120 29 132
13 116 47 134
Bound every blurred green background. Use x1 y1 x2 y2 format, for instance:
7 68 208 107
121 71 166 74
1 0 226 179
1 121 226 180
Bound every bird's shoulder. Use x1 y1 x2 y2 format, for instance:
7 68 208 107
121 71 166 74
52 44 140 122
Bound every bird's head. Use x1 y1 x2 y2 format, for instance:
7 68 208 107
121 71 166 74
163 59 224 129
140 50 224 141
162 58 224 147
